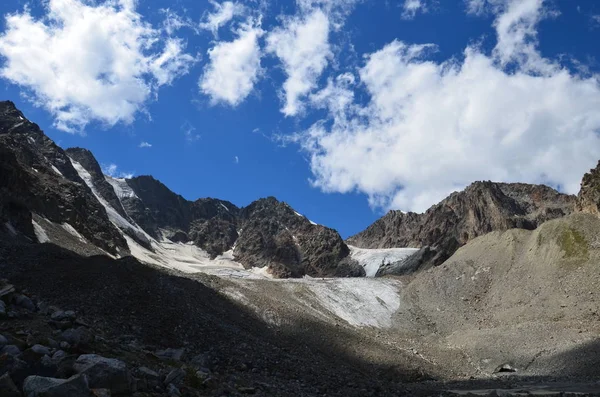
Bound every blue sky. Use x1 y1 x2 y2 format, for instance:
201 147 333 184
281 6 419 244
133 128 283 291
0 0 600 238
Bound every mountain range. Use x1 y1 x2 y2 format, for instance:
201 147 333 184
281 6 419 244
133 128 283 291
4 100 600 396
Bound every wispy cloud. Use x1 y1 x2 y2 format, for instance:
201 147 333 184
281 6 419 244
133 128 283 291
182 121 200 142
234 155 239 164
199 0 245 37
102 163 134 179
139 141 152 148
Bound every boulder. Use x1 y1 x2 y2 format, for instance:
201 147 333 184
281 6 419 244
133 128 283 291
0 334 7 347
60 327 92 347
154 348 185 362
0 373 20 397
23 373 91 397
163 367 185 386
1 345 21 357
0 301 6 317
73 354 132 394
14 294 35 311
51 310 76 322
30 345 51 356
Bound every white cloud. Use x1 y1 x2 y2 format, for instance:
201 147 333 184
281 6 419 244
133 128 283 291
0 0 196 132
234 155 239 164
402 0 428 19
182 121 200 142
266 9 332 116
139 141 152 148
465 0 488 15
102 163 134 179
295 0 600 213
199 1 245 37
200 18 263 106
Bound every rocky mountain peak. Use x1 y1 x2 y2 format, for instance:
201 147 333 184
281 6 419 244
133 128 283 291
575 160 600 216
349 181 575 272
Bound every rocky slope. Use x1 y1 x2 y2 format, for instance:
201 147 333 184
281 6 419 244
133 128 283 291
0 101 362 278
348 181 575 271
576 160 600 216
0 101 128 256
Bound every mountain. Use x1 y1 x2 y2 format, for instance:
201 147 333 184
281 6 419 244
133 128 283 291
348 181 575 272
0 101 128 256
0 101 363 278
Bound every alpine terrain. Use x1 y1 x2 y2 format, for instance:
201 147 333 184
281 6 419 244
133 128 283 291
2 100 600 396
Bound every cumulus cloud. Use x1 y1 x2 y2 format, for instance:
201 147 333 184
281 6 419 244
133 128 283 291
295 0 600 213
266 9 332 116
0 0 196 132
199 0 245 37
200 18 264 106
139 141 152 148
102 163 134 179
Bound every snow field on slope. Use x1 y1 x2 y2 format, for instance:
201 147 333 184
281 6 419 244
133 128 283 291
348 245 419 277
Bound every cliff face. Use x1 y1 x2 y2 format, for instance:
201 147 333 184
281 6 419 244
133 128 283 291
0 101 128 256
576 161 600 216
349 181 575 268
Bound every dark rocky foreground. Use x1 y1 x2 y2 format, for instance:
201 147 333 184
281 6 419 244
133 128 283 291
0 241 408 397
348 181 575 272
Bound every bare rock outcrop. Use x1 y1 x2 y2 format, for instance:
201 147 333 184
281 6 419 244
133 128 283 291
349 181 575 269
576 160 600 216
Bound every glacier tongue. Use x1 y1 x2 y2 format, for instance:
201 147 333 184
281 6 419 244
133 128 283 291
348 245 419 277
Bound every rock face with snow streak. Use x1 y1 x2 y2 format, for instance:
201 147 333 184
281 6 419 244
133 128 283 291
348 181 575 270
0 101 128 255
235 197 364 278
0 101 361 278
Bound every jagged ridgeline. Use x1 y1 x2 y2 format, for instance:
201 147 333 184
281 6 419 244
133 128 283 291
0 101 364 278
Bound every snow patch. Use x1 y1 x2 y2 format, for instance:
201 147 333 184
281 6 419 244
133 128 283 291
220 203 229 212
292 278 402 327
32 219 49 243
51 165 63 176
27 136 35 145
293 210 318 226
348 245 419 277
61 223 86 242
106 176 138 199
71 158 151 243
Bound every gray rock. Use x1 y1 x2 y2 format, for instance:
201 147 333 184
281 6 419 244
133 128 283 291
136 366 160 380
73 354 132 394
60 327 92 347
14 294 35 311
0 373 20 397
41 354 55 368
1 344 21 356
164 367 185 386
52 350 67 362
51 310 76 322
167 383 181 397
59 341 71 350
0 301 6 317
0 334 8 347
23 374 91 397
155 348 185 362
31 344 52 356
